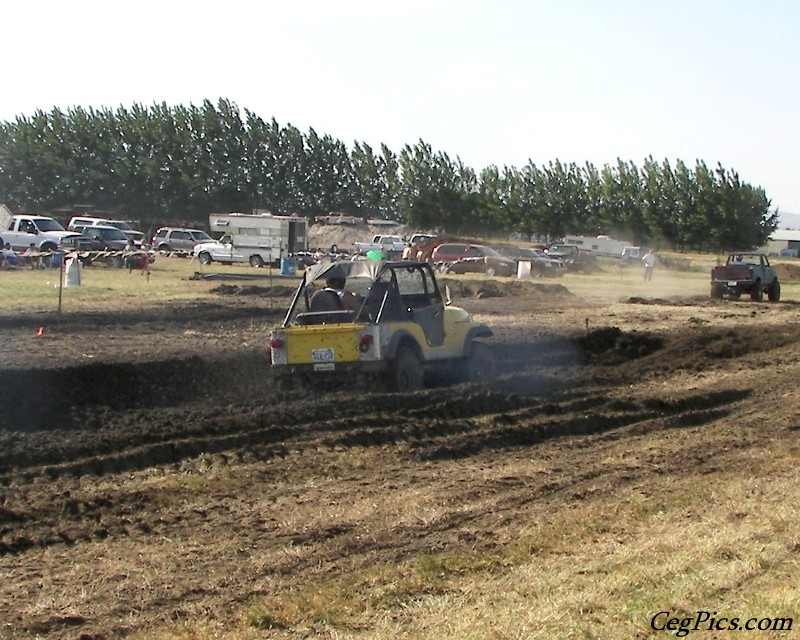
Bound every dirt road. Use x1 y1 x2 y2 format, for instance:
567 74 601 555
1 275 799 639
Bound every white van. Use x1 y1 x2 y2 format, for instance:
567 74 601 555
67 216 145 245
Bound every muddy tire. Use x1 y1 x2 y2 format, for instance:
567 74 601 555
463 342 496 384
710 284 723 299
389 349 424 392
486 266 497 277
768 280 781 302
750 280 763 302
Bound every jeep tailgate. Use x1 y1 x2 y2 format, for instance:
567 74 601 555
283 324 367 365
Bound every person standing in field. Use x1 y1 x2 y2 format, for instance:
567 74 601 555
642 248 656 281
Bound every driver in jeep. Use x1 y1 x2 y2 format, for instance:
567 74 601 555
310 276 362 313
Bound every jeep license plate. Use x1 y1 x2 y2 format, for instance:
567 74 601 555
727 281 737 286
313 362 335 371
311 347 335 362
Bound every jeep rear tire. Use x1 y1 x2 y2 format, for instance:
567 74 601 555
389 349 424 392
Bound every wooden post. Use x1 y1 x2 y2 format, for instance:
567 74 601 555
58 252 65 316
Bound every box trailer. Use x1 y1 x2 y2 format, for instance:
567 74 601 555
195 212 309 268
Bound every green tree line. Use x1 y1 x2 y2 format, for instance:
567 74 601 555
0 98 778 251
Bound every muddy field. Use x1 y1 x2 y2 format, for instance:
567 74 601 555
1 274 800 639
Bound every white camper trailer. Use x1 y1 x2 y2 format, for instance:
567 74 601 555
562 235 637 259
194 212 309 267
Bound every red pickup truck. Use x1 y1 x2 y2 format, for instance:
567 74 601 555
710 253 780 302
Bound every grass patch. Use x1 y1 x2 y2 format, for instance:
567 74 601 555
0 256 301 314
228 458 800 639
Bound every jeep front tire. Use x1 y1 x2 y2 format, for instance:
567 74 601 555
463 342 495 383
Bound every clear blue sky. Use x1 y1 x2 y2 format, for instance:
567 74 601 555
4 0 799 218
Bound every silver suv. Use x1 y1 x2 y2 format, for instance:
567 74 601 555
151 227 213 252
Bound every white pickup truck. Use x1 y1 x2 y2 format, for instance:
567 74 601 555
1 215 90 252
354 235 406 256
192 234 277 268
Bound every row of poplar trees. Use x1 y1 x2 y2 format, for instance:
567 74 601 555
0 98 778 251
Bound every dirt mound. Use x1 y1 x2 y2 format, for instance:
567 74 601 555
308 222 416 253
577 327 664 364
210 284 295 297
0 353 273 433
775 261 800 280
626 295 710 305
442 277 572 299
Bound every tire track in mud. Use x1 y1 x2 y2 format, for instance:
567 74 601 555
0 321 771 486
0 322 780 560
0 384 552 482
3 293 799 638
155 389 760 590
0 334 587 477
0 381 751 558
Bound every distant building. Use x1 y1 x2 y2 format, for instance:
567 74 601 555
759 229 800 257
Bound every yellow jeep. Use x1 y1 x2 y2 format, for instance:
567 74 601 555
269 260 494 391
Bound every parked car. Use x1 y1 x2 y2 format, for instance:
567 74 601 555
430 243 517 277
545 243 597 271
546 243 595 261
81 225 130 251
151 227 213 252
79 225 135 268
68 216 146 245
493 245 566 277
409 233 438 246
